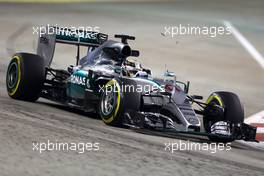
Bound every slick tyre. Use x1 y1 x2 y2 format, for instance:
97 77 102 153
6 53 45 101
99 79 125 126
204 91 244 142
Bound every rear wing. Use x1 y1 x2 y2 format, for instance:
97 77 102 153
55 27 108 46
37 26 108 67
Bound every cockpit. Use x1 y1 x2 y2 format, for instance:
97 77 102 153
79 40 122 67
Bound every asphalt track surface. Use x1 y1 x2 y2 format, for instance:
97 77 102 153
0 1 264 176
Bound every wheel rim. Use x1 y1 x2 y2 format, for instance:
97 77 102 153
101 86 117 116
7 62 19 89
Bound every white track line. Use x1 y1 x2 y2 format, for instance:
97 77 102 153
223 21 264 69
244 110 264 124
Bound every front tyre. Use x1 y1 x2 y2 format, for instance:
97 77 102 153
99 79 124 126
6 53 45 101
203 91 244 142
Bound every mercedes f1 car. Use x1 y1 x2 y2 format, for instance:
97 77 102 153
6 26 257 142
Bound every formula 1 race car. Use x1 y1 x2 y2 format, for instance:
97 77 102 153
6 26 257 142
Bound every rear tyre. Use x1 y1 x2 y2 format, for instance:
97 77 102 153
203 91 244 142
6 53 45 101
99 79 125 126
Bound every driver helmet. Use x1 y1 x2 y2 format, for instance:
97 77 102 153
123 58 142 76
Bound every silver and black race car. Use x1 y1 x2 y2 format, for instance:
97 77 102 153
6 26 257 142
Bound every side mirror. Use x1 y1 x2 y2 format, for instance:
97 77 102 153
175 80 189 94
